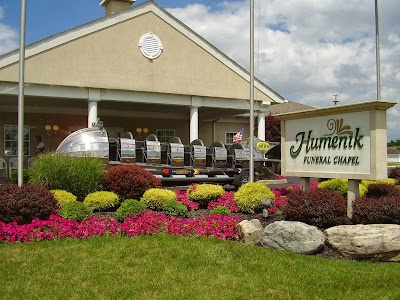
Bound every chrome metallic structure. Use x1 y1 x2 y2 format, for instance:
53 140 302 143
56 126 109 160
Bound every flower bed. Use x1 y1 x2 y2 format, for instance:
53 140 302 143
0 212 240 244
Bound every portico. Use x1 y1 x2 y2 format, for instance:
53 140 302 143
0 1 284 163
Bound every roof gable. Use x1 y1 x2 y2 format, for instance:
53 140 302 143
0 1 284 103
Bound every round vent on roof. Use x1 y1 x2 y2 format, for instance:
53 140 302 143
139 33 163 60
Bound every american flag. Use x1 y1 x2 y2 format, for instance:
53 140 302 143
233 128 243 143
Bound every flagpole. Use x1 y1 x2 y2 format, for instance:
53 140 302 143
249 0 255 182
18 0 27 186
375 0 381 100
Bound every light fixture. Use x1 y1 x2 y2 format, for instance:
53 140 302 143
45 124 60 135
136 127 149 134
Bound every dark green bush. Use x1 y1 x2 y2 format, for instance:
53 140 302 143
162 200 188 217
59 201 92 222
103 165 161 200
364 183 400 199
10 169 31 184
116 199 147 221
210 206 231 216
29 153 105 201
0 184 57 224
352 196 400 224
285 188 349 228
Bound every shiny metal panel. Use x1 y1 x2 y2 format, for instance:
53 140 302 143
56 127 109 159
119 138 136 163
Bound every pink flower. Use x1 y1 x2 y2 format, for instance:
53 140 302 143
207 192 239 213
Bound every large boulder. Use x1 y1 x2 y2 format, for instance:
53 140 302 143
325 224 400 262
260 221 325 254
237 219 263 245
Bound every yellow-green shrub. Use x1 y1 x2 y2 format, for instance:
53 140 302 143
50 190 77 207
361 178 397 188
318 178 367 197
83 191 120 211
234 182 275 214
140 188 176 211
187 184 225 208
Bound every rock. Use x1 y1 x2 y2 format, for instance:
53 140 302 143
325 224 400 262
260 221 325 254
237 219 263 245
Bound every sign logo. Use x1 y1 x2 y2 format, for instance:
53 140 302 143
256 141 270 152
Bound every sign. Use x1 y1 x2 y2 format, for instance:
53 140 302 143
286 111 370 174
275 101 396 180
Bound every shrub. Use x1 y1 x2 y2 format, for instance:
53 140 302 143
234 182 275 214
0 184 57 225
361 178 397 188
103 165 161 200
50 190 77 207
116 199 147 221
187 184 225 208
352 196 400 224
59 201 92 221
162 200 188 217
389 167 400 184
285 188 348 228
140 188 176 211
318 178 367 197
318 178 348 196
10 168 31 184
364 183 400 199
210 206 232 216
83 191 120 211
29 153 104 201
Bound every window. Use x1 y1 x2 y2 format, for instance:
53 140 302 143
225 132 236 146
156 129 175 143
4 125 30 156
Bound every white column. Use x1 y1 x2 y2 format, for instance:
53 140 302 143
190 96 202 142
190 106 199 142
258 101 270 141
88 101 98 128
257 110 266 140
88 88 101 128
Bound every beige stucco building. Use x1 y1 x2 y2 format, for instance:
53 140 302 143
0 0 284 167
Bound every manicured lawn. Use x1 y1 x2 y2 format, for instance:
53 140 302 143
1 235 399 300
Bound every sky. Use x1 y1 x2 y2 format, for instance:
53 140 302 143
0 0 399 141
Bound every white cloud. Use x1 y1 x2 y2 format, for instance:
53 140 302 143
168 0 400 140
0 6 18 55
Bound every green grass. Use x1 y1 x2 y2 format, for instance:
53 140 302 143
1 235 400 300
388 162 400 166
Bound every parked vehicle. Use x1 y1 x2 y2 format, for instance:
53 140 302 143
56 119 285 188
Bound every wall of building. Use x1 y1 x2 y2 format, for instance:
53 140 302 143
0 12 271 102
